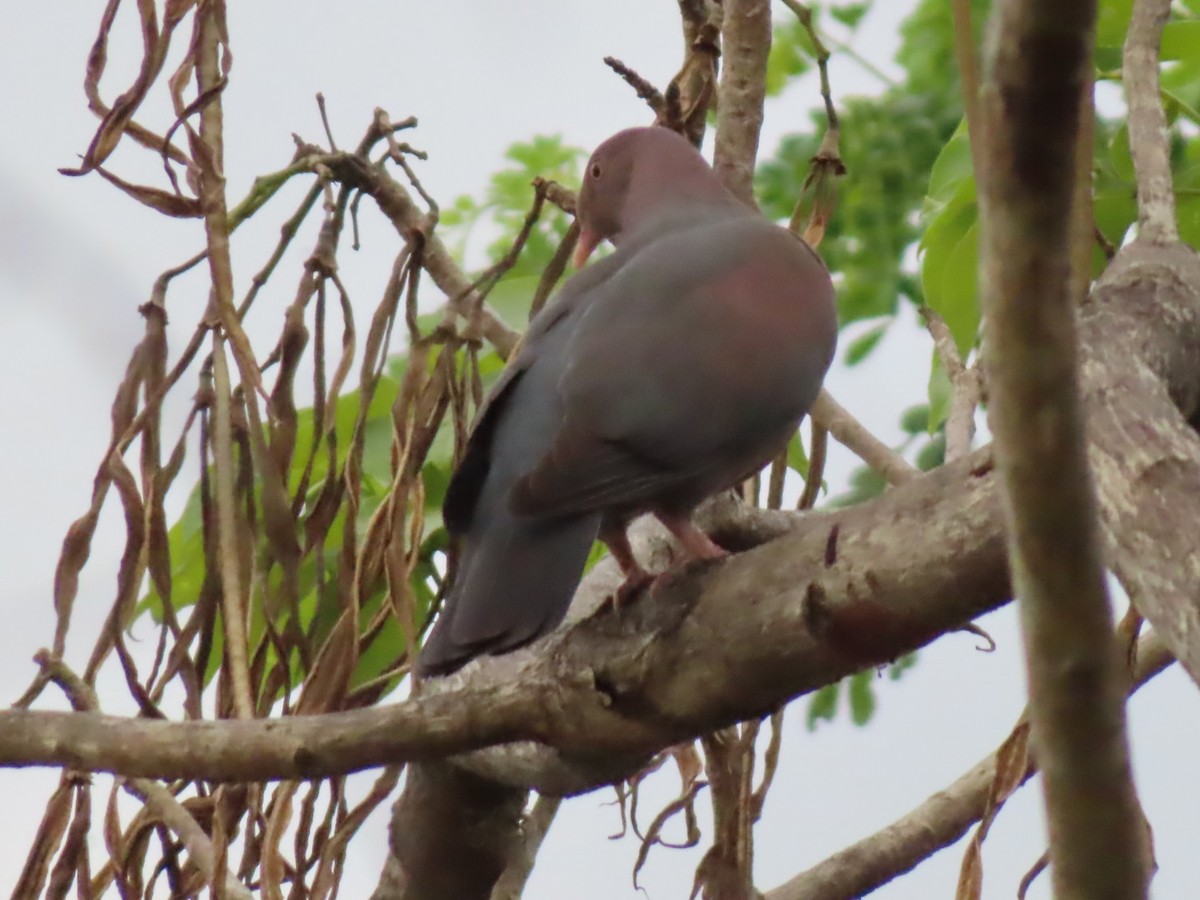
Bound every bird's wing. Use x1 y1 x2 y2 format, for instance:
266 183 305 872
441 252 625 533
511 219 835 520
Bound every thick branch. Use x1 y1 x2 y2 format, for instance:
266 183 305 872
385 763 527 900
1082 243 1200 683
978 2 1149 897
712 0 771 204
0 452 1009 783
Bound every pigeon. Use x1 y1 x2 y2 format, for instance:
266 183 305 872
417 126 837 676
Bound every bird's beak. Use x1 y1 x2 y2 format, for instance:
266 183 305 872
573 228 601 268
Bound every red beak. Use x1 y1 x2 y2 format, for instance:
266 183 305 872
573 228 601 268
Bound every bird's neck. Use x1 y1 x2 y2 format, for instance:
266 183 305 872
615 195 750 248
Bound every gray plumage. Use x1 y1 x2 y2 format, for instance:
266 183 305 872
417 127 837 676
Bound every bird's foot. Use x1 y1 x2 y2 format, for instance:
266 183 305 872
597 568 656 616
656 513 729 561
650 551 728 597
613 568 656 607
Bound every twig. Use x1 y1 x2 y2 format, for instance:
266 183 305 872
530 219 579 319
603 57 665 116
308 146 520 357
670 0 722 144
210 335 255 721
34 651 253 900
920 306 982 461
798 423 827 509
779 0 839 132
810 390 918 486
490 795 563 900
316 92 338 152
1124 0 1178 243
780 0 846 245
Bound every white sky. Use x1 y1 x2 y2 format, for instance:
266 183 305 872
1 2 1197 898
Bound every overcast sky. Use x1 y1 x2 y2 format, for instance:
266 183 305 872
1 2 1196 897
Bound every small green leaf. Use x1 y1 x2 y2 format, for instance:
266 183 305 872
928 351 953 433
1161 21 1200 62
765 21 811 96
1093 188 1137 257
827 464 887 508
830 2 869 29
786 429 810 478
916 430 946 471
939 222 981 355
888 652 919 681
1096 0 1133 48
1179 195 1200 250
926 120 972 205
806 682 840 731
848 671 877 726
844 319 890 366
921 178 981 357
900 404 930 435
1109 123 1135 183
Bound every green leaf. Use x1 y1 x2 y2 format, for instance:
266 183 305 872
848 671 877 726
830 2 870 29
927 351 953 433
766 20 812 96
916 430 946 471
1161 20 1200 61
786 429 811 478
900 404 930 435
844 319 890 366
888 652 919 681
828 464 887 508
1093 187 1137 266
806 682 840 731
926 120 972 205
921 178 980 356
1180 195 1200 250
1109 123 1135 184
1096 0 1133 48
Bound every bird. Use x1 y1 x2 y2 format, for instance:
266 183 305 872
416 126 838 676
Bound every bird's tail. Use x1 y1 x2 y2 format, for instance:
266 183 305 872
416 511 601 676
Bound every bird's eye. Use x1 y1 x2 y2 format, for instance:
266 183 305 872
590 163 602 178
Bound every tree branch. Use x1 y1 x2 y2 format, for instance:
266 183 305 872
978 2 1150 896
1082 244 1200 685
385 763 527 900
1123 0 1178 244
810 390 919 485
0 452 1009 783
764 633 1174 900
490 795 562 900
713 0 771 204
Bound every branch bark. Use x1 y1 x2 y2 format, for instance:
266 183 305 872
977 2 1150 897
1124 0 1178 245
712 0 771 204
0 454 1009 783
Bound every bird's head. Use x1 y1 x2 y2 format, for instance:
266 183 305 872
573 126 738 267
